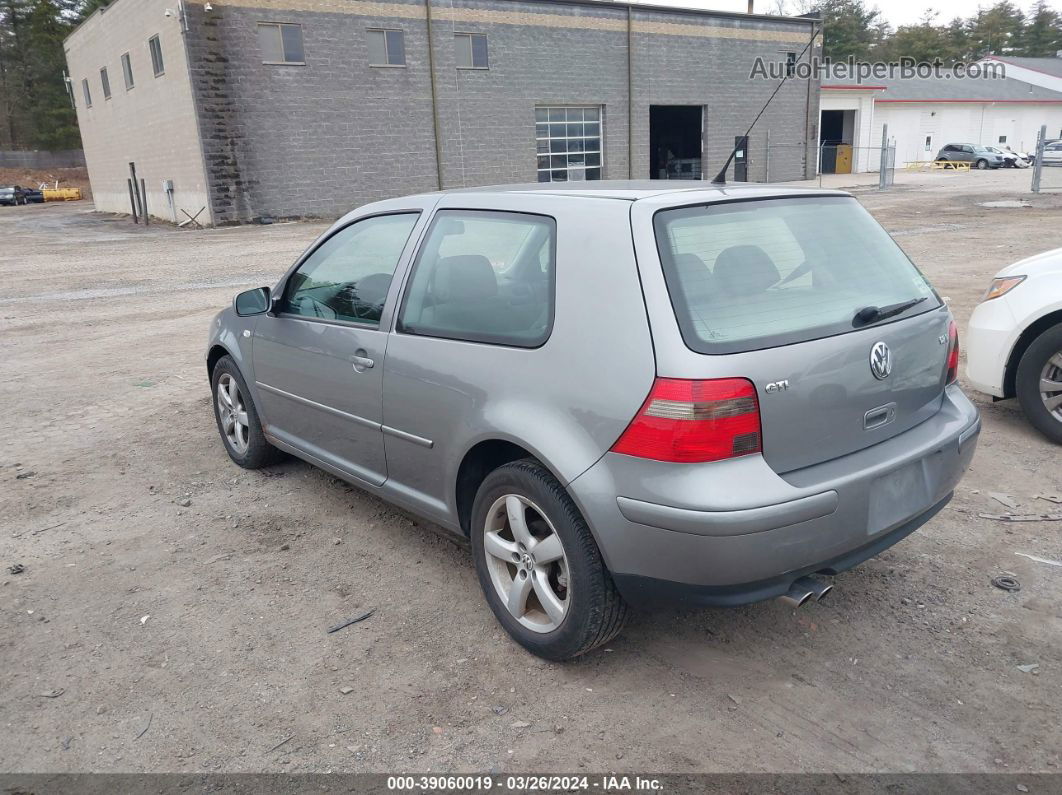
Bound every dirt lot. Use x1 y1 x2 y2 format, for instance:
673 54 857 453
2 169 1062 775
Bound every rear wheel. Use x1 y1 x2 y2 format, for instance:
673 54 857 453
470 459 628 660
975 159 989 169
1016 323 1062 444
210 355 285 468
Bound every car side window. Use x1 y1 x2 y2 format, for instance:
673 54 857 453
281 213 418 326
398 210 556 347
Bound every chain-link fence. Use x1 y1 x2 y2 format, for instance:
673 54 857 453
762 140 808 183
653 132 897 186
816 144 895 187
755 136 896 187
1032 125 1062 193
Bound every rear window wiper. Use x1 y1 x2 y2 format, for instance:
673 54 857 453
852 296 929 328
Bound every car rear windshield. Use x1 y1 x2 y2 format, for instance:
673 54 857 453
653 196 940 354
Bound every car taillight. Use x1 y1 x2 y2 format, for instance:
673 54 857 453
946 320 959 384
610 378 761 463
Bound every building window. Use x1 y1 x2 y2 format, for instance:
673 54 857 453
535 106 602 182
100 67 111 99
924 136 932 151
82 78 92 107
148 35 164 76
258 22 305 65
998 135 1007 144
785 52 796 77
121 52 134 89
367 29 405 66
455 32 488 69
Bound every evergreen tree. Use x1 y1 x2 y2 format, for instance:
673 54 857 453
966 1 1026 56
875 11 967 64
817 0 887 61
0 0 103 149
1018 0 1062 56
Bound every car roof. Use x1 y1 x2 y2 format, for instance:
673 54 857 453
426 180 849 203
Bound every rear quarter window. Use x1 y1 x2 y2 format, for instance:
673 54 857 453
398 210 556 348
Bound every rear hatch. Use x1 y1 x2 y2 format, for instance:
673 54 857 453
649 194 951 474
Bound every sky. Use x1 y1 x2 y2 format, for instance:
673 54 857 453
629 0 1062 28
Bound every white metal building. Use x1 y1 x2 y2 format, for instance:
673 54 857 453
980 55 1062 95
820 66 1062 171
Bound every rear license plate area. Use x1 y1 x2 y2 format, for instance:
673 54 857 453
868 460 933 536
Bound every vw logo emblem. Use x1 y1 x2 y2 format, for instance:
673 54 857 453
870 341 892 380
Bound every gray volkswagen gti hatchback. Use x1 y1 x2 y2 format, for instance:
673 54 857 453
207 182 980 660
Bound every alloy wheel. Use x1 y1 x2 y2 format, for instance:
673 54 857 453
1040 352 1062 421
483 494 570 633
217 373 250 453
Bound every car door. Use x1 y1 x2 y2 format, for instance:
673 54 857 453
380 201 561 524
960 145 975 163
251 209 426 486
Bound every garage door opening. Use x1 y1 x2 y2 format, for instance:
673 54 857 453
650 105 702 180
820 109 855 174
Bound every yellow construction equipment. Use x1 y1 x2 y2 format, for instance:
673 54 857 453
43 187 83 201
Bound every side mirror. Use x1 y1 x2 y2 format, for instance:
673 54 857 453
234 286 271 316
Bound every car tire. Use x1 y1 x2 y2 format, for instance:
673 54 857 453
470 459 629 661
975 159 989 169
1016 323 1062 444
210 354 285 468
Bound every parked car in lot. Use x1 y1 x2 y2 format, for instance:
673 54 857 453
1041 140 1062 167
935 143 1004 169
967 248 1062 443
1004 146 1034 166
206 182 980 659
23 186 44 203
984 146 1029 168
0 185 27 206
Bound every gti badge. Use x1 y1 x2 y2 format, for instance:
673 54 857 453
764 379 789 393
870 341 892 380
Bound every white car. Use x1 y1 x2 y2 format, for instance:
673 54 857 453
985 146 1021 168
1005 148 1032 168
967 248 1062 442
1042 141 1062 166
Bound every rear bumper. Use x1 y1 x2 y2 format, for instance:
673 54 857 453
613 494 950 607
567 386 980 607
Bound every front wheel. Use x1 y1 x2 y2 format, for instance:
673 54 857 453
210 355 285 468
1016 323 1062 444
470 459 628 660
976 159 989 169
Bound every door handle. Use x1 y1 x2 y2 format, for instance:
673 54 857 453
351 354 374 371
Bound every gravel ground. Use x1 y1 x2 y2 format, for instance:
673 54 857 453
2 169 1061 774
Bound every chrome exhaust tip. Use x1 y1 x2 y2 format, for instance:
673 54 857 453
779 576 832 607
779 581 815 607
805 577 833 602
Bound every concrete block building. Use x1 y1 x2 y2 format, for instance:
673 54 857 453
65 0 822 225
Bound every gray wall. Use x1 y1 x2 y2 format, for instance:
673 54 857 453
182 0 820 223
0 150 86 169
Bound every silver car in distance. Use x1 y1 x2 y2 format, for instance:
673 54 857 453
206 181 980 660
